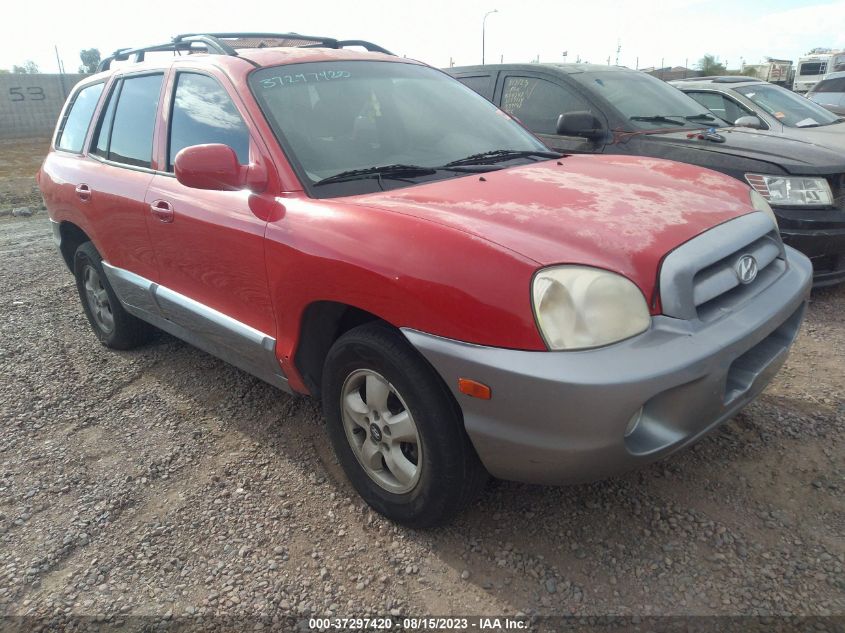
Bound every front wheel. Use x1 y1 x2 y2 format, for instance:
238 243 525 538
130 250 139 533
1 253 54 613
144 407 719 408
322 323 487 527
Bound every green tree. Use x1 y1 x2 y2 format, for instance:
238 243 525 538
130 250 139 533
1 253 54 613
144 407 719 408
12 60 39 74
0 69 9 74
79 48 101 74
697 54 726 76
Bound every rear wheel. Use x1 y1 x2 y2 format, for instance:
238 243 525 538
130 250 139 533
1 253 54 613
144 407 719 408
322 323 487 527
73 241 154 350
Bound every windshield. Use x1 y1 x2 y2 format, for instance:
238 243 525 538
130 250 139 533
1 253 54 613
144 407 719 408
735 83 841 127
250 61 548 196
573 70 724 129
798 61 827 77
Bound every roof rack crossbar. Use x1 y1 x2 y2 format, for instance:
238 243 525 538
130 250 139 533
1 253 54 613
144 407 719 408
96 31 393 72
175 32 394 55
97 35 237 72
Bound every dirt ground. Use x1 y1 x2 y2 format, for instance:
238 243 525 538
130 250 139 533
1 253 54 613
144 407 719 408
0 138 50 211
0 140 842 631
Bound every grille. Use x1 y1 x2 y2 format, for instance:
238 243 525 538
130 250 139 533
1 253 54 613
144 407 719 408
832 174 845 210
659 213 786 322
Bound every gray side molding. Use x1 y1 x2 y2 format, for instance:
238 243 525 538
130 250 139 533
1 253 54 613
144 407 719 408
101 261 290 393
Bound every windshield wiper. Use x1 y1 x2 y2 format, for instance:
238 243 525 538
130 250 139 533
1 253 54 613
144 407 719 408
314 164 437 186
630 115 689 126
685 113 717 122
445 149 562 167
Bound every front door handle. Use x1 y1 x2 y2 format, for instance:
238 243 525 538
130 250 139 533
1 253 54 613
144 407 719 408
75 183 92 201
149 199 174 223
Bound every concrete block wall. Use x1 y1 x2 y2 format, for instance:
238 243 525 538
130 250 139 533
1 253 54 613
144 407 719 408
0 74 88 140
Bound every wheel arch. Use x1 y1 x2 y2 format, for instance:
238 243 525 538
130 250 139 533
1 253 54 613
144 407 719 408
293 300 390 396
58 221 92 271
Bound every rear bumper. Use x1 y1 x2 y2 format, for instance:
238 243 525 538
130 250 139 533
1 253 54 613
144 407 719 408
403 247 812 485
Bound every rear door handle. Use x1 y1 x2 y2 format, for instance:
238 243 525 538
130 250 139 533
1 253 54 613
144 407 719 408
149 199 175 223
75 183 92 201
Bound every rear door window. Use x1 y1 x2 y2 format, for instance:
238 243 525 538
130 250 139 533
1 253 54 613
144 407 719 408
56 83 104 153
501 76 591 135
168 73 249 170
92 74 163 168
813 78 845 93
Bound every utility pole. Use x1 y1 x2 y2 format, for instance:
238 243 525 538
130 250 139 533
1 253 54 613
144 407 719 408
482 9 498 65
55 45 67 96
615 40 621 66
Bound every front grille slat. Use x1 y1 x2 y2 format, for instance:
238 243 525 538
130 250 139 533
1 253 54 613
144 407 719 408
692 234 782 311
660 213 787 322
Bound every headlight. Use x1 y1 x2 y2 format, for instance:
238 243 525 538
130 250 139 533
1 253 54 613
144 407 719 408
750 188 779 228
532 266 651 350
745 174 833 207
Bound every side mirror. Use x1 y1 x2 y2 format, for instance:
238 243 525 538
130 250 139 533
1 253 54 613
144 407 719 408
174 144 264 191
733 115 764 129
556 111 605 140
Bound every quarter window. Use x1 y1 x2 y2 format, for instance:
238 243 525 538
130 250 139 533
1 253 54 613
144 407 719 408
92 74 163 168
56 83 104 153
686 92 750 123
457 75 492 98
501 76 591 135
168 73 249 170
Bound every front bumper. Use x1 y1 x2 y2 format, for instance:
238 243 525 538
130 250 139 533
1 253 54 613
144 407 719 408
776 208 845 287
403 247 812 485
780 228 845 287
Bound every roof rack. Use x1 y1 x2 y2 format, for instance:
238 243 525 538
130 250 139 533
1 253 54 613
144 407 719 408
97 32 393 72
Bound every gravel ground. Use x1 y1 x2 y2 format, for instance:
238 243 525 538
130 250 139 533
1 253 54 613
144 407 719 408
0 195 843 628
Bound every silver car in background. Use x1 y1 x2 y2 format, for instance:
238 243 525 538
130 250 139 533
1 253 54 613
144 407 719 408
807 71 845 116
671 76 845 150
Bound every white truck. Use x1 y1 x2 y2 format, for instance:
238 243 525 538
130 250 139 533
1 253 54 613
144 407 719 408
793 49 845 93
741 58 793 87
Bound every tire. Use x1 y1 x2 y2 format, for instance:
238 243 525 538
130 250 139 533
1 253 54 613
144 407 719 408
73 241 155 350
322 322 488 527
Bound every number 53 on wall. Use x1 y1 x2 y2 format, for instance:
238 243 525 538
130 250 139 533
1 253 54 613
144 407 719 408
9 87 45 101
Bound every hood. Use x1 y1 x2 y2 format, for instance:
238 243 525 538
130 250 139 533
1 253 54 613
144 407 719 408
773 121 845 152
640 127 845 175
347 155 755 297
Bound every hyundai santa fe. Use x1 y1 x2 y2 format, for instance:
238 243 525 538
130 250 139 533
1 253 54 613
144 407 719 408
39 33 812 526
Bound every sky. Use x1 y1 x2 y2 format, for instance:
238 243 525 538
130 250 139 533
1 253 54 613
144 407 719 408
2 0 844 74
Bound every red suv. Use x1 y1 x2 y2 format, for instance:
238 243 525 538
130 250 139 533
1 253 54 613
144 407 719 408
39 33 813 526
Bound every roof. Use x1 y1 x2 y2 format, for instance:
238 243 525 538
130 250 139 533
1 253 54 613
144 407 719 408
449 63 632 75
671 76 764 85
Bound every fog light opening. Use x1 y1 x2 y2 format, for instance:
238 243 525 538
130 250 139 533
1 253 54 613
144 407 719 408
624 408 643 438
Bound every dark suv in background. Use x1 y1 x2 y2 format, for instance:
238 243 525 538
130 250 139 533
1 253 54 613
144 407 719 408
449 63 845 286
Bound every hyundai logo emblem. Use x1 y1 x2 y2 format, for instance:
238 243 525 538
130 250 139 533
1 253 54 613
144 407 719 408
735 255 758 285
